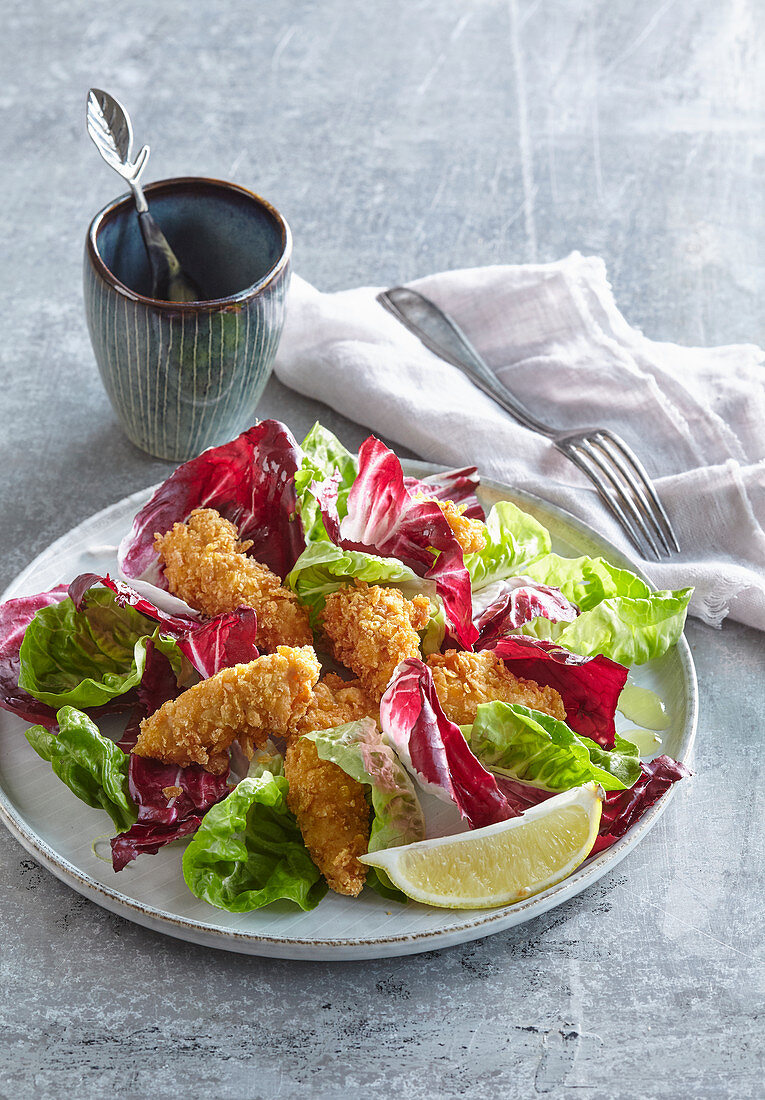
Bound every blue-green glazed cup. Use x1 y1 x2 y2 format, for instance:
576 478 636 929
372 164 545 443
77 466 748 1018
84 177 292 461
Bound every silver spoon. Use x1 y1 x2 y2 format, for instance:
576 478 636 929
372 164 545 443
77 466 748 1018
86 88 204 302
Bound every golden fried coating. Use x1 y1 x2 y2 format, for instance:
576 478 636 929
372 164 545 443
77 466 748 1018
283 673 378 895
155 508 312 651
133 645 321 774
290 673 379 738
321 582 431 702
434 499 487 554
285 736 370 896
427 649 566 726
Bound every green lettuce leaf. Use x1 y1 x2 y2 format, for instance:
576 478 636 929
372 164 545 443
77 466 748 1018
420 599 447 657
286 540 436 626
182 772 327 912
524 552 652 609
464 501 551 590
246 741 285 779
469 701 641 792
365 867 409 902
18 588 184 708
25 707 137 831
306 719 426 853
296 422 358 542
547 589 693 665
520 553 692 664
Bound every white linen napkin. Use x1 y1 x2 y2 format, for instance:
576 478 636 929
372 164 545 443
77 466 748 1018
274 253 765 631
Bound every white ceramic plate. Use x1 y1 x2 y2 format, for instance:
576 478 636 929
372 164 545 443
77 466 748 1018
0 465 697 960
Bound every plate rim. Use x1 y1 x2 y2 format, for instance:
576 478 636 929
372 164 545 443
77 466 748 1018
0 467 698 960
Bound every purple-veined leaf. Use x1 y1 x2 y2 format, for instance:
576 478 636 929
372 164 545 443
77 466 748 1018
71 573 258 678
112 642 230 871
474 575 579 647
380 657 517 829
0 586 70 727
312 436 478 649
403 466 484 521
591 754 691 854
484 635 628 747
118 419 305 585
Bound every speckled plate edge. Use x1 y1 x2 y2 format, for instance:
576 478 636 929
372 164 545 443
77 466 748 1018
0 467 698 961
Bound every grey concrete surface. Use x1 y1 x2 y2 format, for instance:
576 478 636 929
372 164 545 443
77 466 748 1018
1 2 763 1097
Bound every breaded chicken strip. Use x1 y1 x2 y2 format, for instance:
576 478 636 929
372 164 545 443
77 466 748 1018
285 736 370 896
284 673 378 895
290 673 379 738
155 508 312 651
433 499 487 554
133 645 321 774
321 581 431 702
427 649 566 726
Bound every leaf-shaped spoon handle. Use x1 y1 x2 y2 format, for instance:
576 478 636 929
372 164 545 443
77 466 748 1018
86 88 204 302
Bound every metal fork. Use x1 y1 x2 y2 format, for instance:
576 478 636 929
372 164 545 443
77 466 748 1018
377 285 680 560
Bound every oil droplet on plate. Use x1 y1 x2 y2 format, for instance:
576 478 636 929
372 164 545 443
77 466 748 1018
617 684 669 730
622 728 662 756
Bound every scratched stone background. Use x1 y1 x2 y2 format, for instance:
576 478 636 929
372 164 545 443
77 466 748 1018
1 1 763 1097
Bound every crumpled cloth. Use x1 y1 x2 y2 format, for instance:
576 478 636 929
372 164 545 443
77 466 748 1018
274 253 765 631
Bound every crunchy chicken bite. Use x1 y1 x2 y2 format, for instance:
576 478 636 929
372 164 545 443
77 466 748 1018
285 736 370 897
133 645 321 774
427 649 566 726
433 499 487 554
283 672 378 896
154 507 312 651
290 673 379 738
321 581 431 702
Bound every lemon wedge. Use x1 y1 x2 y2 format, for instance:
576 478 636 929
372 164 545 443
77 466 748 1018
360 783 603 909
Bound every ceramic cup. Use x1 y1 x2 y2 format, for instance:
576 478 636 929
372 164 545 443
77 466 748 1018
84 177 292 461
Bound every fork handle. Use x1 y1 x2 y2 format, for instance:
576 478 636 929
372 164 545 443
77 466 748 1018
378 286 553 437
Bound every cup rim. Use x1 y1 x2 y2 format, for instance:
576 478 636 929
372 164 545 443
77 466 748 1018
86 176 292 309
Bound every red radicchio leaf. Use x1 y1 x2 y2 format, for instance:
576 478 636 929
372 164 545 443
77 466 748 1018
175 610 259 678
474 576 579 647
314 436 478 649
308 469 343 541
110 817 205 871
380 657 517 829
117 640 182 752
403 466 485 521
483 635 628 748
69 573 196 632
111 643 231 871
590 754 691 855
118 419 306 585
0 586 70 728
70 573 258 678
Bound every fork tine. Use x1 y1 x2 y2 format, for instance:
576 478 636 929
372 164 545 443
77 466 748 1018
588 433 672 556
577 439 664 559
598 430 681 553
560 444 661 560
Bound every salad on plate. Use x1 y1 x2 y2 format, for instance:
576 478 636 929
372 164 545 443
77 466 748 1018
0 419 692 911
